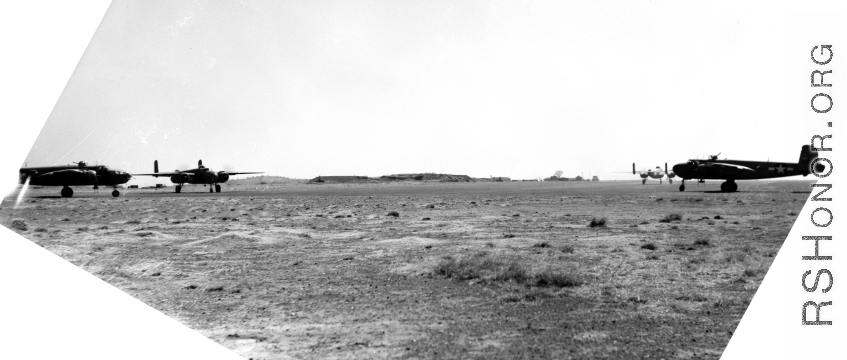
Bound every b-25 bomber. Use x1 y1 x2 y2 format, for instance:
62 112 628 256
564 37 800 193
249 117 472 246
134 160 262 193
632 163 676 185
672 145 823 192
19 161 132 197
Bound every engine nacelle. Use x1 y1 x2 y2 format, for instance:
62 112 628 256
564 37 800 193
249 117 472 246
640 173 649 179
217 172 230 183
170 174 190 184
667 172 676 179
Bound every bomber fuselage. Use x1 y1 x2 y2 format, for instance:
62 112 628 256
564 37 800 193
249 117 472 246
672 159 803 181
19 164 131 187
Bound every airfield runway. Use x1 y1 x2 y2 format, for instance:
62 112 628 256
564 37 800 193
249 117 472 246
2 180 812 359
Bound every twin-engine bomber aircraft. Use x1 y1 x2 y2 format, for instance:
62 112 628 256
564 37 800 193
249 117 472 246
631 163 676 185
134 160 263 193
19 161 132 197
672 145 823 192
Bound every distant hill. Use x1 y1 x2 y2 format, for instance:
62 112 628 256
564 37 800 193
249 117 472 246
308 176 374 184
379 173 474 182
307 173 476 184
227 175 306 185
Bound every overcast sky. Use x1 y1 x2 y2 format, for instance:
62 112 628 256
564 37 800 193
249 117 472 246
23 1 820 182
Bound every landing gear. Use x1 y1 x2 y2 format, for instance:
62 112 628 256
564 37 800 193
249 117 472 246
720 180 738 192
215 184 221 193
642 179 646 185
60 186 73 198
669 179 673 184
659 178 663 184
209 186 214 193
175 185 182 193
679 180 685 192
111 190 120 197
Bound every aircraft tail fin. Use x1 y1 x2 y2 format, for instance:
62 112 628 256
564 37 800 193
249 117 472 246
154 160 159 173
798 145 819 176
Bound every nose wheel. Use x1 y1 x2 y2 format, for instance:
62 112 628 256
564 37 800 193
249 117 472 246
111 190 120 197
215 184 221 193
679 180 685 192
175 185 182 193
642 179 646 185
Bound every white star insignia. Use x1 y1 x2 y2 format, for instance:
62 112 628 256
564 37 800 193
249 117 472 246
775 164 786 174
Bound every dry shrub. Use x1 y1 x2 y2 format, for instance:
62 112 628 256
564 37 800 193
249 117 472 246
10 219 28 231
532 242 551 248
693 237 711 246
659 213 683 223
641 243 657 251
588 217 607 228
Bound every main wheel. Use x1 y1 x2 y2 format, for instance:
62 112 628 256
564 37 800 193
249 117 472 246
209 187 213 193
642 179 646 185
111 190 120 197
669 179 673 184
720 182 728 192
175 185 181 193
215 184 221 193
729 182 738 192
679 184 685 192
60 187 73 198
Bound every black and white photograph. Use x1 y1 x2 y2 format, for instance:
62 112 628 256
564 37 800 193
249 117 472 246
0 1 843 359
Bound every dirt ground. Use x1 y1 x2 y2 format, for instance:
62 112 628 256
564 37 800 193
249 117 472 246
1 180 811 359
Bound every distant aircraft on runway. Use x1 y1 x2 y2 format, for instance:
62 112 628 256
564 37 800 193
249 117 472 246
672 145 822 192
621 163 676 185
18 161 132 197
133 160 263 193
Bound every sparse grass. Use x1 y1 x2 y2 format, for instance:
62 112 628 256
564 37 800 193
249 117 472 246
126 219 141 224
433 252 583 288
560 245 575 254
659 213 683 223
387 211 400 217
532 242 551 248
675 292 709 302
34 227 48 232
742 268 757 277
722 251 748 263
588 217 607 228
641 243 657 250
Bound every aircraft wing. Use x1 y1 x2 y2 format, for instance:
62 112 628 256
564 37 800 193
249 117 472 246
225 172 264 175
132 172 183 177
